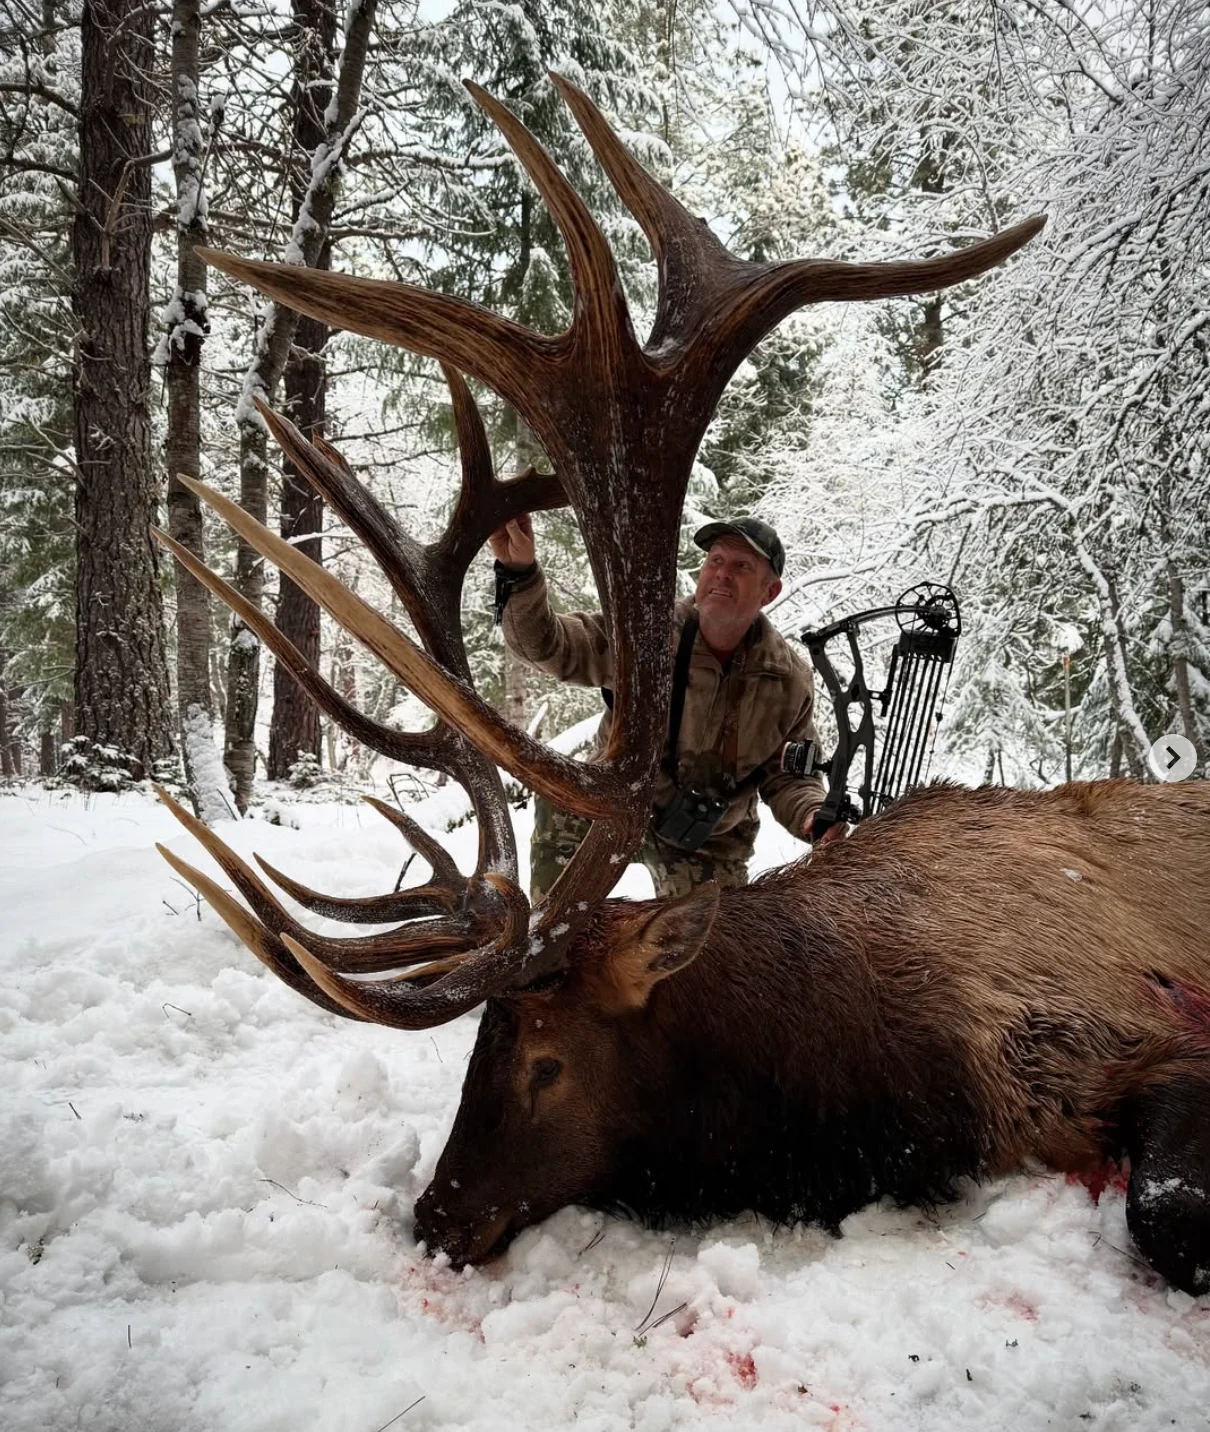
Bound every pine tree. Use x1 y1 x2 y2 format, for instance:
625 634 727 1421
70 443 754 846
0 0 78 771
71 0 173 775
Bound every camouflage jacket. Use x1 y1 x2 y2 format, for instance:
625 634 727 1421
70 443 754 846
501 566 827 862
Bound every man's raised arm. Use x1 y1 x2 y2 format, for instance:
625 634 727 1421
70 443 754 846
489 517 615 688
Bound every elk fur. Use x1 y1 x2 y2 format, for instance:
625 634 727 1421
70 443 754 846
417 779 1210 1268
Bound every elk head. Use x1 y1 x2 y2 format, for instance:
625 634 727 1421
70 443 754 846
152 75 1043 1261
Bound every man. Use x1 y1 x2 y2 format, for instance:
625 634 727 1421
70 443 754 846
490 513 828 899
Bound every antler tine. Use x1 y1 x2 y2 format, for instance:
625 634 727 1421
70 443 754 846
156 843 367 1021
157 502 526 952
551 72 736 349
254 399 445 660
153 525 451 770
198 247 555 423
711 215 1048 380
154 785 481 973
176 474 629 817
361 794 463 890
464 81 635 351
441 364 493 507
436 366 567 568
253 400 547 887
278 871 534 1030
552 72 1045 392
251 854 456 924
257 391 564 659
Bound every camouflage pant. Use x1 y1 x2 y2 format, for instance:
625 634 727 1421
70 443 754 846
529 795 749 900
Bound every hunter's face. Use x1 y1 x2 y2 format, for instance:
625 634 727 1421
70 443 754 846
695 536 781 630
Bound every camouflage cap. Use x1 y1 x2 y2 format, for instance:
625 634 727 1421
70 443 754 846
692 517 785 578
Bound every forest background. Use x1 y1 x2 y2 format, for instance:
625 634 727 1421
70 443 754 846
0 0 1207 824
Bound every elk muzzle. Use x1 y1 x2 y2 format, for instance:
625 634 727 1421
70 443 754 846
413 1180 520 1268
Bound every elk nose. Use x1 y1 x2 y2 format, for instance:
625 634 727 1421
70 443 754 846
413 1185 514 1268
412 1184 447 1249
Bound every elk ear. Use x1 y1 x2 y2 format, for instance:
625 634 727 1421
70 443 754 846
605 882 720 1010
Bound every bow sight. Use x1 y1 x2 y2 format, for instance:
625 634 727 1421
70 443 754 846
788 583 961 840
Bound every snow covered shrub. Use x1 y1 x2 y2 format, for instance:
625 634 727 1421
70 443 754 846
286 753 323 790
148 752 188 802
53 737 139 792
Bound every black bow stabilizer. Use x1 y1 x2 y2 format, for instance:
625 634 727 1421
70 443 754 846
799 583 961 839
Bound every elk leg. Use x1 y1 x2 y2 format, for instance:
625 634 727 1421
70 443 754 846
1122 1074 1210 1296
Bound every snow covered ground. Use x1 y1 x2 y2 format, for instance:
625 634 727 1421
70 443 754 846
1 785 1207 1432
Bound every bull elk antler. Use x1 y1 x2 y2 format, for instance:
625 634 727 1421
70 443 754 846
154 74 1043 1029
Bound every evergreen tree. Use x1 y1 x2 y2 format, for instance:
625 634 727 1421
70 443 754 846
72 0 173 775
0 0 78 770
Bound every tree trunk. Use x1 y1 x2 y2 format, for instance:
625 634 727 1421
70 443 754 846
223 417 268 812
268 306 327 778
72 0 172 776
502 644 530 730
327 623 358 772
1104 566 1145 778
0 651 11 777
164 0 230 823
40 730 55 775
223 0 377 811
266 0 334 781
1166 555 1202 762
912 137 950 383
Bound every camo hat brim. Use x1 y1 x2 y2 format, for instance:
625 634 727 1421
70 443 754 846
693 518 785 578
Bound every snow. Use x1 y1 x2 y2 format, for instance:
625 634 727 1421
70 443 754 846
2 787 1208 1432
181 703 236 827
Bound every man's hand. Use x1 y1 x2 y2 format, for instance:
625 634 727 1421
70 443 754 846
804 811 847 846
489 514 536 571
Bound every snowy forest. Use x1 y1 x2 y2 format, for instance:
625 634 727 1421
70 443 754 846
5 6 1210 1428
1 0 1207 816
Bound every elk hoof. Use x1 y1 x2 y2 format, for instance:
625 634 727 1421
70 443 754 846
1123 1074 1210 1297
1127 1175 1210 1296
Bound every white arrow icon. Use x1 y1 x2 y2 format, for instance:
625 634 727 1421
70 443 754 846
1147 734 1198 783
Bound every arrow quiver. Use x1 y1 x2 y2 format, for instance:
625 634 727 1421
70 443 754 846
793 584 961 840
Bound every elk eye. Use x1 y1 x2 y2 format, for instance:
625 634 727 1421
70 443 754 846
531 1056 561 1089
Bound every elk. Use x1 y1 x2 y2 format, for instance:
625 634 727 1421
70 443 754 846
152 76 1210 1297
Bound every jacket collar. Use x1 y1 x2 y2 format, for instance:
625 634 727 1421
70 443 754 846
676 598 795 678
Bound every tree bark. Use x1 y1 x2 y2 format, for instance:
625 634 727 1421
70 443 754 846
164 0 230 822
1166 555 1202 762
268 306 327 777
499 408 542 727
502 644 530 730
0 650 12 777
267 0 335 780
1100 564 1146 778
72 0 173 776
223 0 377 810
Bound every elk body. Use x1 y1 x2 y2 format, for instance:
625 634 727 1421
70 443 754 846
151 76 1210 1296
415 780 1210 1291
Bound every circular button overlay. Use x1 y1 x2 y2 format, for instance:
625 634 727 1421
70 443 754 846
1147 733 1198 783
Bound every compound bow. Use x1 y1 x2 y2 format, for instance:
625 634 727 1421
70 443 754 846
792 583 961 839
